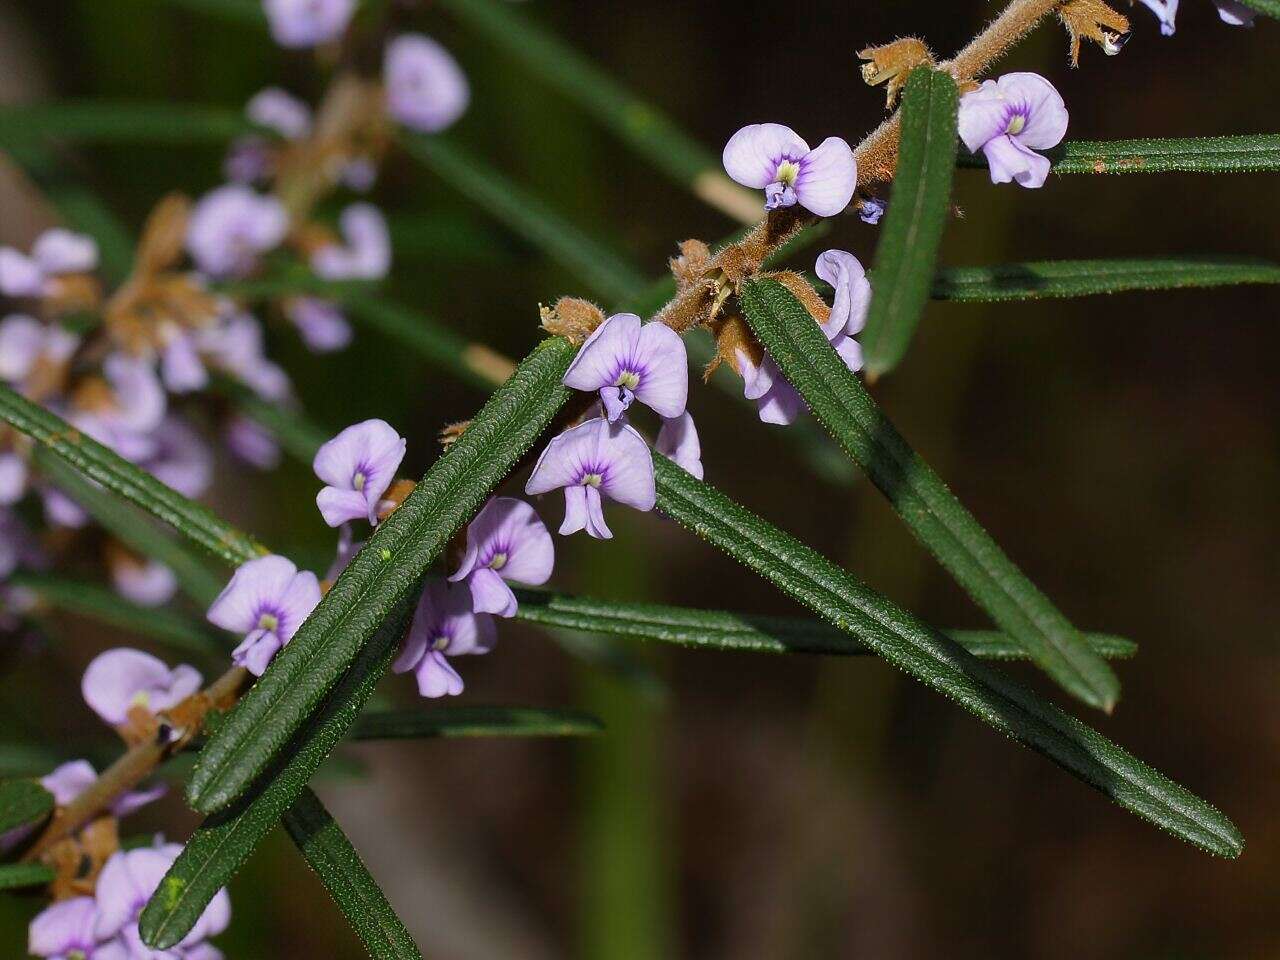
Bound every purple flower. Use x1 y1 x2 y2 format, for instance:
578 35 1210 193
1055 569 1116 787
525 417 656 539
384 33 470 133
311 203 391 281
95 843 230 958
110 557 179 608
1214 0 1257 25
28 897 105 959
1137 0 1180 33
224 414 281 470
41 486 89 530
206 555 321 675
186 185 288 278
858 196 886 225
655 412 703 480
313 419 407 527
263 0 354 48
82 648 202 727
393 579 495 698
144 417 213 500
285 297 353 352
102 353 167 436
722 123 857 217
196 311 291 400
0 314 79 392
738 250 869 425
0 229 97 298
449 497 554 617
246 87 312 139
40 760 165 820
562 313 688 423
0 450 28 506
958 73 1068 189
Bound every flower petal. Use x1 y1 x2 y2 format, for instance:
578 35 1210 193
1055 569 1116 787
581 485 613 539
246 87 312 139
563 313 641 393
560 484 591 536
28 896 98 957
655 412 703 480
0 249 43 298
206 554 300 634
599 422 656 512
82 648 179 726
983 135 1052 188
957 79 1011 153
995 72 1068 149
630 322 688 418
815 249 872 337
32 229 97 276
722 123 809 190
384 33 470 133
794 137 857 217
414 650 464 697
466 567 518 617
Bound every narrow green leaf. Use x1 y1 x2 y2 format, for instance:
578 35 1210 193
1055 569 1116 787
139 605 411 950
511 590 1136 661
0 863 56 891
33 451 227 608
0 384 265 568
187 339 575 814
282 788 422 960
163 0 266 23
1236 0 1280 18
0 779 54 833
351 706 604 740
740 278 1121 712
0 101 251 146
342 298 498 392
958 134 1280 175
933 256 1280 302
11 573 224 655
400 132 650 306
859 67 958 378
653 454 1241 857
436 0 758 222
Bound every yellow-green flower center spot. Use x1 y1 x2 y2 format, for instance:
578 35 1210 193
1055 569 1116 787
582 473 603 488
1006 114 1026 136
775 159 800 187
257 612 279 632
616 370 640 390
352 471 366 491
488 552 508 570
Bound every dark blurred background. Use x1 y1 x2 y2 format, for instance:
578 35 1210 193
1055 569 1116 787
1 1 1277 957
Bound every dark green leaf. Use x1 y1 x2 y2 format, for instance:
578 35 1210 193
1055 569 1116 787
0 385 265 568
140 605 411 950
283 789 422 960
400 133 650 306
958 134 1280 175
187 339 575 814
858 67 958 378
653 453 1241 857
932 256 1280 302
1236 0 1280 18
0 101 251 146
511 589 1136 661
164 0 266 23
342 298 501 392
351 706 604 740
740 278 1121 712
0 779 54 833
0 863 56 891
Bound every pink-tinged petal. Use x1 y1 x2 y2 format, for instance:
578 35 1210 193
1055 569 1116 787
40 760 97 806
722 123 809 190
111 558 179 608
815 249 871 337
186 185 289 278
957 79 1012 153
160 331 208 393
0 451 28 505
995 72 1067 149
0 249 43 297
93 851 141 939
983 135 1052 188
756 381 806 425
286 298 352 352
563 313 641 393
466 567 517 617
560 484 593 536
246 87 312 139
385 33 470 133
82 648 174 725
263 0 355 47
599 422 655 511
275 569 321 641
1215 0 1255 26
0 314 44 382
630 322 688 418
794 137 857 217
655 412 703 480
207 554 300 633
414 650 464 697
317 487 373 527
32 229 97 275
28 896 99 957
741 354 779 401
41 486 89 529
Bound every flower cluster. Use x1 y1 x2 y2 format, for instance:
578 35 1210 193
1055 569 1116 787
1136 0 1256 35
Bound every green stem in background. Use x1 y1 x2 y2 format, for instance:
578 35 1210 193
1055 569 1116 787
436 0 761 223
350 706 603 740
740 278 1121 712
0 863 57 892
0 779 54 834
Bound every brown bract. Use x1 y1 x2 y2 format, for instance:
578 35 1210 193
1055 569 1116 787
539 296 606 344
858 38 936 108
1058 0 1131 65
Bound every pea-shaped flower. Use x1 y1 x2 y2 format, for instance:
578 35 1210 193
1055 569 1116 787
311 203 391 281
186 184 288 278
394 579 496 698
563 313 688 423
207 554 322 675
27 897 103 960
263 0 355 48
722 123 857 217
655 412 703 480
525 417 656 539
313 419 407 527
450 497 554 617
81 648 202 727
958 73 1068 189
384 33 470 133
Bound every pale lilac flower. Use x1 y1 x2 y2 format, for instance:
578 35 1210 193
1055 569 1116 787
562 313 688 422
722 123 856 217
41 486 89 530
384 34 470 133
449 497 553 617
196 312 291 400
313 419 406 527
311 203 391 281
186 185 288 278
1214 0 1257 25
263 0 354 47
0 314 79 391
1137 0 1180 33
95 843 230 958
144 417 213 500
285 298 353 352
958 73 1068 189
323 524 362 583
0 450 28 505
111 557 179 608
0 229 97 298
393 579 495 698
156 323 208 394
247 87 312 139
82 648 202 726
40 760 165 819
206 555 321 675
0 248 42 297
525 418 656 539
28 896 106 960
102 353 167 435
859 196 886 225
655 412 703 480
738 250 869 426
224 414 281 470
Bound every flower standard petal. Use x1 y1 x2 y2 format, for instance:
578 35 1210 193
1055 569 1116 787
81 648 202 726
722 123 810 189
629 322 688 418
246 87 312 139
563 313 641 393
0 249 44 297
815 249 871 338
996 72 1068 149
957 79 1013 153
793 137 857 217
274 569 321 642
598 422 656 512
313 419 407 526
28 896 100 958
385 33 470 133
206 554 299 634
